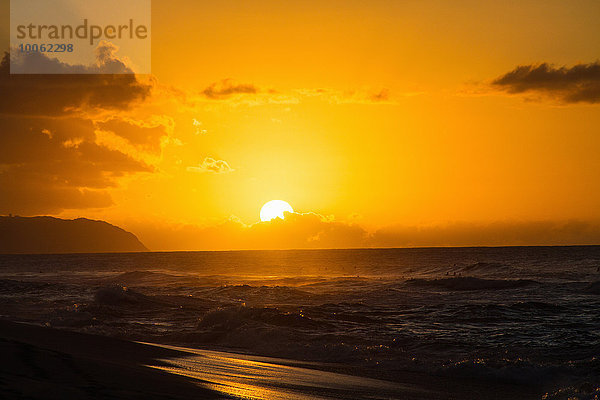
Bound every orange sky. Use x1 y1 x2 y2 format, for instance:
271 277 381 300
1 0 600 250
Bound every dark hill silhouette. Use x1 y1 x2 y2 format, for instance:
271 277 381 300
0 216 149 254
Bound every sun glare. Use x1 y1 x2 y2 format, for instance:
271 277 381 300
260 200 293 222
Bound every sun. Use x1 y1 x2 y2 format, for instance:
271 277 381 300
260 200 294 222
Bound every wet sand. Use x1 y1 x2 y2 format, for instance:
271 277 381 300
0 320 539 399
0 320 223 399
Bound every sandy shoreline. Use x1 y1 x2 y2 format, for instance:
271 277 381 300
0 320 223 399
0 320 540 399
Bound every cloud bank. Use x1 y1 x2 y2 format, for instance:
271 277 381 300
131 215 600 251
371 220 600 248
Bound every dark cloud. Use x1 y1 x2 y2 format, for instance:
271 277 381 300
9 41 135 74
492 62 600 103
0 116 152 214
0 49 151 116
202 79 258 99
95 117 171 154
0 48 157 214
0 180 113 215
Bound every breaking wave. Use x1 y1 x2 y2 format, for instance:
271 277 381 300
94 285 161 306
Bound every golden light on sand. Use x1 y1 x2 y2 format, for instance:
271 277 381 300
260 200 293 222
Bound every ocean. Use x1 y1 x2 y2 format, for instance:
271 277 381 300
1 246 599 399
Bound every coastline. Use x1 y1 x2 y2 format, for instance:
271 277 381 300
0 319 222 399
0 320 541 399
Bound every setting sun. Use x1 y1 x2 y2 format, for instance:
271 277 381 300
260 200 293 222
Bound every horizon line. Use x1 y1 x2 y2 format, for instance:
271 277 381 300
1 243 599 256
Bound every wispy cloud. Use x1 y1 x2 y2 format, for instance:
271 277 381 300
192 118 207 135
187 157 234 174
193 80 406 106
202 79 258 99
295 87 404 104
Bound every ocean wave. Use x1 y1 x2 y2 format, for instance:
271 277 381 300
406 276 539 291
0 278 52 293
460 261 509 274
437 301 567 325
508 301 566 313
105 270 203 287
303 303 377 323
47 305 96 328
197 304 324 330
441 357 560 385
300 277 374 289
94 285 161 306
207 284 312 303
185 304 351 360
584 281 600 295
544 384 600 400
443 355 600 394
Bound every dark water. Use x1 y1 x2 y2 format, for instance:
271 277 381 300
1 246 599 399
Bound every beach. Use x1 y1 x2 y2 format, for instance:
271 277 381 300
0 320 540 399
0 320 223 399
